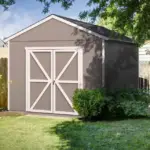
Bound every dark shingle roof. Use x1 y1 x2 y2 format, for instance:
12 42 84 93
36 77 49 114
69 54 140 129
55 14 133 43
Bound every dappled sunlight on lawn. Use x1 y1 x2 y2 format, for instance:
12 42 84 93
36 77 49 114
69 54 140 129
48 119 150 150
0 116 150 150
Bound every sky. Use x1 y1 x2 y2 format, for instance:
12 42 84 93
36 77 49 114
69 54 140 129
0 0 90 39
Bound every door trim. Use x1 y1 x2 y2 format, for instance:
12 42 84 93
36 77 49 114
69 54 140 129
25 47 81 50
25 47 83 115
7 41 10 110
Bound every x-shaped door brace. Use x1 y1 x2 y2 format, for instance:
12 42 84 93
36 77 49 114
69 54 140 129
29 50 78 112
55 51 78 109
30 52 52 109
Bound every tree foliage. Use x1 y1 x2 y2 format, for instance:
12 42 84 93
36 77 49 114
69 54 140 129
0 0 150 45
97 16 132 39
0 0 15 10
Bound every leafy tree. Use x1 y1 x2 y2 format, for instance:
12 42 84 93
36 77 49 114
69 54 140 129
1 0 150 45
97 17 115 30
97 16 132 39
0 0 15 10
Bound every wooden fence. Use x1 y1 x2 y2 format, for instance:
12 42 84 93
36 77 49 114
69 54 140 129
0 58 7 108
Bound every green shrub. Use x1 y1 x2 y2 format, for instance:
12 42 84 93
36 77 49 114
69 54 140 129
104 89 150 118
73 88 150 120
114 89 150 117
73 89 105 119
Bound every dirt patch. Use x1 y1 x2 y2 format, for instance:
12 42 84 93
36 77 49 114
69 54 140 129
0 111 25 117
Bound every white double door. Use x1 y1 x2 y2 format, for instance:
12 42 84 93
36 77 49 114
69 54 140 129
26 47 83 115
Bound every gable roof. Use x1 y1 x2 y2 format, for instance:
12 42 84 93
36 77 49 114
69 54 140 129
4 14 133 43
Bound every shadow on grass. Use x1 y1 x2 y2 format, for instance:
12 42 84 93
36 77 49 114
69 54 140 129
78 116 150 122
48 120 92 150
47 117 150 150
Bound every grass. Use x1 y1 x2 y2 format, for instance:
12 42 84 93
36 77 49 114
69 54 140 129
0 113 150 150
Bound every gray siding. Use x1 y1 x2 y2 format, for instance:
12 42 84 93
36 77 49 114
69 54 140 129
104 40 138 89
9 18 103 111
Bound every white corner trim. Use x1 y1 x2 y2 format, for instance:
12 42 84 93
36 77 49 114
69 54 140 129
78 48 83 89
4 15 109 42
102 39 105 87
7 41 10 110
25 48 30 111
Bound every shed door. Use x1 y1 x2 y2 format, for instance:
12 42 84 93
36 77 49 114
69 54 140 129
26 50 53 113
26 47 83 115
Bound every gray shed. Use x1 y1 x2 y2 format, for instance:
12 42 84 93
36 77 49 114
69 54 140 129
5 14 138 115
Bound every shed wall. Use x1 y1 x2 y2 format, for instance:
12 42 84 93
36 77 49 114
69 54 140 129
9 18 103 111
104 40 138 89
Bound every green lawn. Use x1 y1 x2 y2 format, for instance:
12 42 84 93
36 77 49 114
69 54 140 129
0 114 150 150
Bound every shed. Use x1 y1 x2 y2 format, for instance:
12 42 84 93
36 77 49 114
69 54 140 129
4 14 138 115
